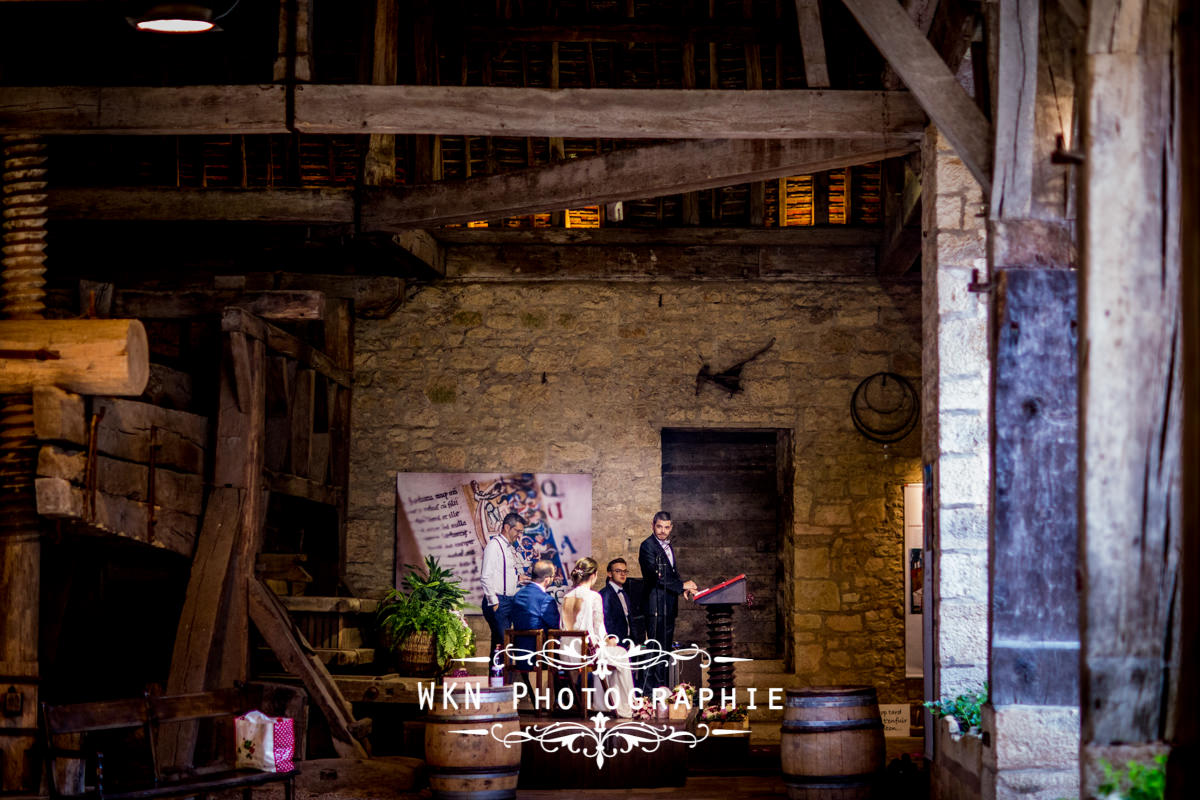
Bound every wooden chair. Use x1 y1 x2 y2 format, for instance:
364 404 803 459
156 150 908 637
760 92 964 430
503 629 595 715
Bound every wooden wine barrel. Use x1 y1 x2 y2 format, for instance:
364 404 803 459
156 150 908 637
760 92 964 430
425 685 521 799
780 686 886 799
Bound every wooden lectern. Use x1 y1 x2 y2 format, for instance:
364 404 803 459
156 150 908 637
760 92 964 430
693 574 747 691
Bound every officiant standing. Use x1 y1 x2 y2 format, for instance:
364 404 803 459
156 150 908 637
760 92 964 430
638 511 697 690
481 512 530 652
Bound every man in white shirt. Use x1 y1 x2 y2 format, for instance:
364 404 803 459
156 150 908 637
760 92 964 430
481 512 529 652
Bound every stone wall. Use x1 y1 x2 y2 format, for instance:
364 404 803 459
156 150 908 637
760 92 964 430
921 125 991 703
348 276 923 698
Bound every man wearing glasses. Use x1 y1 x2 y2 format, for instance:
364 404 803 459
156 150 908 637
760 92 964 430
599 558 643 648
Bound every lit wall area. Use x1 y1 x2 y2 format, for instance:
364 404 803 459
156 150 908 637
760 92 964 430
347 277 923 701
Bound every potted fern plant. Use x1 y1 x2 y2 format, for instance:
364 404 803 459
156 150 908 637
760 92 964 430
377 556 475 676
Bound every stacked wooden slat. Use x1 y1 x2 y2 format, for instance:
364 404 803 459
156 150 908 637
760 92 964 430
32 387 209 557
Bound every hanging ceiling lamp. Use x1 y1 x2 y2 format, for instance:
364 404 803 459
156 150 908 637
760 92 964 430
128 3 220 34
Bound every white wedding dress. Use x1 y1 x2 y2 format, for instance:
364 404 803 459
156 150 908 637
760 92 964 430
561 586 634 718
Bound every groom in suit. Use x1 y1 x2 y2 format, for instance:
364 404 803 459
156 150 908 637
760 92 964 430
638 511 697 690
600 558 641 647
511 559 560 633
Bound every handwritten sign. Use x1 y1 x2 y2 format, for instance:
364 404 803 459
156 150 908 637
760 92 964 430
879 704 911 737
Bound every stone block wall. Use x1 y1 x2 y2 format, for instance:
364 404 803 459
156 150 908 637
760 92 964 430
348 277 922 698
921 125 991 702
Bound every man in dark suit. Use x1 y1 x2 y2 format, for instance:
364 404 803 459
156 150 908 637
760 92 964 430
599 558 641 646
511 559 560 632
638 511 697 690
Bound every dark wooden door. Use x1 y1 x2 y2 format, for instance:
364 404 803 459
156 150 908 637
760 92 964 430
661 429 784 659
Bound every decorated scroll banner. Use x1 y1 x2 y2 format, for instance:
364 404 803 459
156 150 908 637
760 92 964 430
395 473 592 609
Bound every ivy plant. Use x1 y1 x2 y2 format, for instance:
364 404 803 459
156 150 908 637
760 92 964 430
923 682 988 733
1097 755 1166 800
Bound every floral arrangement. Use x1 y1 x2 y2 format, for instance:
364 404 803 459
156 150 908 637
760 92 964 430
671 682 697 708
699 703 747 724
630 696 655 721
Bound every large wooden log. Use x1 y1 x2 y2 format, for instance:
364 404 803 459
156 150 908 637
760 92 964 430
0 319 148 395
34 476 198 557
37 445 205 517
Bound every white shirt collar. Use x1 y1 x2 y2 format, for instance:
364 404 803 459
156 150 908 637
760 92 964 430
607 580 624 593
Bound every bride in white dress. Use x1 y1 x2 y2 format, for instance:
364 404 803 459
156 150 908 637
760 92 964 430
560 557 635 718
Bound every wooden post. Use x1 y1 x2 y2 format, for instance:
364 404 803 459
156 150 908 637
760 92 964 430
1173 0 1199 795
363 0 399 187
323 299 353 585
1080 0 1182 791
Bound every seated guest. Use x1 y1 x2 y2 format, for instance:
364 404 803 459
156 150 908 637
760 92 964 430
511 558 560 632
599 558 641 647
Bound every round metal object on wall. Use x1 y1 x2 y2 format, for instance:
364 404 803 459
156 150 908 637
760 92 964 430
850 372 919 444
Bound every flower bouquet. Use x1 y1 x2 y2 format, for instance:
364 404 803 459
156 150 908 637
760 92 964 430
630 696 656 722
699 703 749 729
669 682 697 719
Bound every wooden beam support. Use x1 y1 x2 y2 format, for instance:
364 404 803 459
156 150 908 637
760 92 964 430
0 86 288 134
838 0 992 191
1080 0 1181 788
363 137 917 230
49 187 355 224
444 243 879 281
247 578 369 759
882 0 939 89
431 226 882 247
391 230 446 278
463 23 790 43
114 290 327 321
990 0 1039 218
878 158 922 275
294 86 925 139
794 0 830 88
222 308 351 388
363 0 400 187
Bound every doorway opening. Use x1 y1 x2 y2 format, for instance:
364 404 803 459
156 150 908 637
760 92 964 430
661 428 790 659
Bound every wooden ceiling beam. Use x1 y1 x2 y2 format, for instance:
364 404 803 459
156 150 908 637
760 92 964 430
432 227 882 247
463 23 789 43
0 86 289 135
838 0 992 192
794 0 831 88
2 85 925 140
882 0 939 89
49 187 355 223
361 137 918 230
293 85 925 139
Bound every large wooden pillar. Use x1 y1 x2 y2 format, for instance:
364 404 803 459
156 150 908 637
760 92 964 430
1080 0 1182 792
1169 0 1198 794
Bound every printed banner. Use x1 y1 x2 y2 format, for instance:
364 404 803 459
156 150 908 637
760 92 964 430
395 472 591 608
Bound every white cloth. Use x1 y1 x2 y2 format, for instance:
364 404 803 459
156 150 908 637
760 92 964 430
561 586 634 718
480 534 524 606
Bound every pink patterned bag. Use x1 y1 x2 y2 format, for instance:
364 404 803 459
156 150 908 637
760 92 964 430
235 710 295 773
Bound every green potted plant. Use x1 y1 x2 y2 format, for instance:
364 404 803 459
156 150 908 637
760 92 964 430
377 556 475 676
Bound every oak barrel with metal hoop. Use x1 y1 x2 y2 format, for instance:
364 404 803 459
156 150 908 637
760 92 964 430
780 686 886 799
425 685 521 799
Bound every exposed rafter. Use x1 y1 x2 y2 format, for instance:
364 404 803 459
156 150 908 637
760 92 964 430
838 0 992 191
794 0 831 88
362 138 918 230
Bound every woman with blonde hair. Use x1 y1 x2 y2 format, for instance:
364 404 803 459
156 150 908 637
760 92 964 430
561 556 635 717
